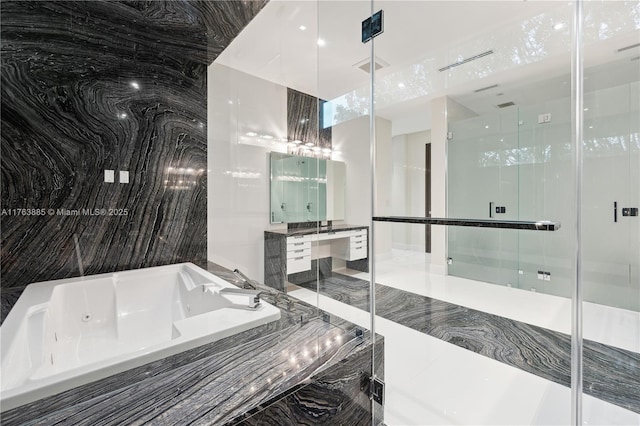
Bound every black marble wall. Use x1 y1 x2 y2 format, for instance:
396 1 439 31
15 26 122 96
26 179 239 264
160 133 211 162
0 1 267 295
287 88 332 151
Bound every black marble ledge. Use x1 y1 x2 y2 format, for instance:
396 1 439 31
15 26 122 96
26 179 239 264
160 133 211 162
233 336 385 426
2 261 383 425
266 223 369 237
373 216 561 231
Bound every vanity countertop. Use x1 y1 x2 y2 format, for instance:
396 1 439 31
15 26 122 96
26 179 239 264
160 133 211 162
265 223 368 237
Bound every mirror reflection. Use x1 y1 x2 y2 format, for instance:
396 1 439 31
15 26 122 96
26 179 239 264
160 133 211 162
270 152 345 223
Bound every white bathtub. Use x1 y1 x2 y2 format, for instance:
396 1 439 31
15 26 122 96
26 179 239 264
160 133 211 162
0 263 281 410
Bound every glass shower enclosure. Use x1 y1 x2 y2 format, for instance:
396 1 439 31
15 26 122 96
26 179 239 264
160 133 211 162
364 0 639 425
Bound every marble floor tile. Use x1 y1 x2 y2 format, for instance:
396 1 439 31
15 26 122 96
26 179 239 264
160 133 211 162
290 248 640 425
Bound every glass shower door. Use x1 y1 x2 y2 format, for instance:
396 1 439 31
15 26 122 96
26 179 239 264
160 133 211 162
582 82 640 310
448 108 520 288
368 1 576 425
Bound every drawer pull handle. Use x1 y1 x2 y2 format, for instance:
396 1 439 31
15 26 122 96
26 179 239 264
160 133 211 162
295 256 305 261
294 242 305 246
354 246 364 250
353 240 364 244
294 249 304 253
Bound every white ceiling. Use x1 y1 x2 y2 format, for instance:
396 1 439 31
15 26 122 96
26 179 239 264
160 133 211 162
216 0 640 135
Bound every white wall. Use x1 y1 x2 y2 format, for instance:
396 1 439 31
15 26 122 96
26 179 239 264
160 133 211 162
207 63 287 282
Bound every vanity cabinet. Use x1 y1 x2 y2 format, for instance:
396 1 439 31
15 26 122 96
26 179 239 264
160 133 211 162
328 229 368 261
286 235 312 274
264 225 369 292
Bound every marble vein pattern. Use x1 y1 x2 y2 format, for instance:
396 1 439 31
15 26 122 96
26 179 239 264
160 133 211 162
2 262 382 425
234 338 384 426
0 0 266 290
294 272 640 414
287 88 331 150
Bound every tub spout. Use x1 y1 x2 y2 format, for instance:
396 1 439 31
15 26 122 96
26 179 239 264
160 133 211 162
219 287 263 310
232 269 255 289
233 268 295 310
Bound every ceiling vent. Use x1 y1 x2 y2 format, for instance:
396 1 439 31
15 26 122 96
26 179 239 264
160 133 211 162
474 84 499 93
354 56 389 74
617 43 640 53
438 49 495 72
497 101 516 109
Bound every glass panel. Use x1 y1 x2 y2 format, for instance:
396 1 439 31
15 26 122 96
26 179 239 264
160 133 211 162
582 1 640 424
371 1 579 424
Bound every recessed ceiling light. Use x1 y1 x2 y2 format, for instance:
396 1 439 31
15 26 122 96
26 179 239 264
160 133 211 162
130 81 140 90
299 25 306 31
485 125 490 129
398 82 405 88
317 38 326 47
553 22 565 31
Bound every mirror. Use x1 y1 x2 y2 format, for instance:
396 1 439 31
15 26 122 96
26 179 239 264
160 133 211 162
270 152 345 223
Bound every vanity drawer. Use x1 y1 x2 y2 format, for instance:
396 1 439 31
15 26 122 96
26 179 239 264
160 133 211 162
348 245 368 261
287 247 311 259
287 235 312 243
287 241 311 252
350 236 367 247
287 255 311 274
351 231 367 240
286 236 312 250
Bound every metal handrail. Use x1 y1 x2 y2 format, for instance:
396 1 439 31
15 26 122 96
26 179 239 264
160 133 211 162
372 216 560 231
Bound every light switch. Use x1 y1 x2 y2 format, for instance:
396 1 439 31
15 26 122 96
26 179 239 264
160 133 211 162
119 170 129 184
104 170 115 183
538 113 552 124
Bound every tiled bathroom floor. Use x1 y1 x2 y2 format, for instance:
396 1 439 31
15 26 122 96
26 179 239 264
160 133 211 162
288 249 640 426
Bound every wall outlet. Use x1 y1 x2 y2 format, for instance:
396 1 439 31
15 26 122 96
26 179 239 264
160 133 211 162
104 170 115 183
518 269 524 275
119 170 129 184
538 270 551 281
447 258 453 265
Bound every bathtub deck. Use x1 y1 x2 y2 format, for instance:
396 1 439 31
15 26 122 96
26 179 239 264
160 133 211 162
0 262 383 425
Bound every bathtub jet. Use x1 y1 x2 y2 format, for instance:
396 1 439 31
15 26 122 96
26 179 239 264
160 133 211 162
0 263 281 410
